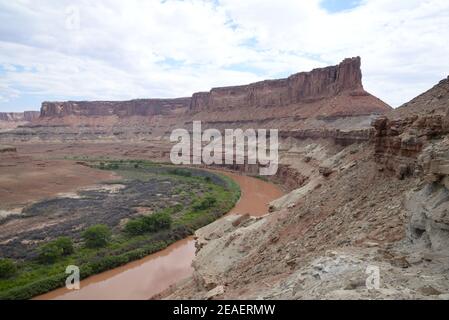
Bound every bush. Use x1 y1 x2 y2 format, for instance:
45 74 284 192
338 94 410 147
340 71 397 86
125 212 172 236
37 237 74 264
0 258 17 279
193 196 217 211
53 237 74 256
170 168 192 177
82 224 111 248
38 243 63 264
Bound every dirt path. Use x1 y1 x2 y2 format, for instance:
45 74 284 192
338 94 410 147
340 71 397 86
35 171 283 300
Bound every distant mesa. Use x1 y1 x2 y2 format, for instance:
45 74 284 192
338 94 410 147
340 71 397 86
36 57 390 127
0 111 40 122
190 57 367 112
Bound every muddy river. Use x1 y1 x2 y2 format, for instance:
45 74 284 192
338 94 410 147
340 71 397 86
35 171 283 300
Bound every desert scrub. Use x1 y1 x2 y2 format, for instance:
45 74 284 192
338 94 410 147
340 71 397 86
0 162 240 300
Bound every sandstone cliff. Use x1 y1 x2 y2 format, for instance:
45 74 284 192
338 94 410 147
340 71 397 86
3 57 390 144
0 111 40 122
187 57 390 131
0 111 40 131
190 57 364 112
40 98 191 118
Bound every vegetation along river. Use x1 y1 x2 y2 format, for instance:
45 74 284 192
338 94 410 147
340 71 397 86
36 170 283 300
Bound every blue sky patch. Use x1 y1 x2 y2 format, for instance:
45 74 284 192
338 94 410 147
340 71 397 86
320 0 362 13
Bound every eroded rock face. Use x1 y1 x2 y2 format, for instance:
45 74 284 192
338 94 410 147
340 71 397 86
405 184 449 251
372 113 449 179
190 57 364 112
405 137 449 252
0 111 40 131
0 111 40 122
40 98 191 118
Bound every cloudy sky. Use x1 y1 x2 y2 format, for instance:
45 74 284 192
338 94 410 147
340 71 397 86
1 0 448 112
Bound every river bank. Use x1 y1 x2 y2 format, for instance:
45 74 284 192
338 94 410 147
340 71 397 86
35 170 283 300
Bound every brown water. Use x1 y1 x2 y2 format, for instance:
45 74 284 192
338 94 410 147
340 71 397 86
35 171 283 300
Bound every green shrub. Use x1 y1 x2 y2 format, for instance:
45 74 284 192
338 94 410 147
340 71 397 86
169 168 192 177
37 237 74 264
53 237 74 255
124 212 172 236
171 204 183 213
0 258 17 279
82 224 111 248
124 219 147 236
193 195 217 211
38 243 63 264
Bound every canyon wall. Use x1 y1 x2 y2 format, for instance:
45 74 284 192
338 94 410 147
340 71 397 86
0 111 40 131
40 98 191 118
0 57 391 143
0 111 40 122
190 57 364 112
35 57 389 126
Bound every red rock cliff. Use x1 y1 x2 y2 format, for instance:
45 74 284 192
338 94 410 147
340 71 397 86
190 57 365 112
0 111 40 122
40 98 191 118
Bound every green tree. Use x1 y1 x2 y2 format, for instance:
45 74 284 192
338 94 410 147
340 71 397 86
38 243 63 264
0 258 17 278
82 224 111 248
37 237 74 264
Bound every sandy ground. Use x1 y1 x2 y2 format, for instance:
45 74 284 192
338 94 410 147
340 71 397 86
0 149 117 210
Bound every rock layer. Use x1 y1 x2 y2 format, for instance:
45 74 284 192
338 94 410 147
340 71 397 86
40 98 191 118
0 111 40 122
190 57 364 112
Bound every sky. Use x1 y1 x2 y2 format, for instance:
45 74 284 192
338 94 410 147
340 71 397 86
0 0 449 112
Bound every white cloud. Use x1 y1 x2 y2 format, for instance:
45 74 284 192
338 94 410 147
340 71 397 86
0 0 448 110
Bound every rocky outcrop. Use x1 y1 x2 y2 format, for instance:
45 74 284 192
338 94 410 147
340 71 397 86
190 57 364 112
404 135 449 253
40 98 191 118
0 111 40 131
0 145 16 153
391 76 449 119
372 112 449 179
280 128 373 146
187 58 390 131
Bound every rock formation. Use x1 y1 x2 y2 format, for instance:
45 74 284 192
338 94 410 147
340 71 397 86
165 76 449 300
390 76 449 118
1 57 391 143
40 98 191 118
0 111 40 131
190 57 365 112
0 111 40 122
